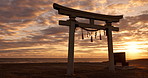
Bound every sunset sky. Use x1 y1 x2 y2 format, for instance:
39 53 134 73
0 0 148 59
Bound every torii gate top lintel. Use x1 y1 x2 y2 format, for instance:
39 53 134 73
53 3 123 22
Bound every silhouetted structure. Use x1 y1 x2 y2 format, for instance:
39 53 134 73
114 52 129 66
53 3 123 76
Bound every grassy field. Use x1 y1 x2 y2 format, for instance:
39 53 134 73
0 59 148 78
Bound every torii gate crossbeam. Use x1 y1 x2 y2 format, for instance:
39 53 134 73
53 3 123 76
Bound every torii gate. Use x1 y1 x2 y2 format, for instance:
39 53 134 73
53 3 123 76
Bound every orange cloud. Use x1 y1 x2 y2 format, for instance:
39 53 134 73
0 0 147 58
129 0 148 6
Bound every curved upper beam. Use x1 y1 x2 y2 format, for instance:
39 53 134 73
53 3 123 22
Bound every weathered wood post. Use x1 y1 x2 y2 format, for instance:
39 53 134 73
67 16 76 76
106 22 115 72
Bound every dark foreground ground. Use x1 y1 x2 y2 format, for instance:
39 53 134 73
0 59 148 78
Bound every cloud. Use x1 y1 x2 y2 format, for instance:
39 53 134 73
0 0 55 36
129 0 148 6
42 27 68 35
0 48 46 53
104 0 148 16
141 10 148 14
0 0 147 58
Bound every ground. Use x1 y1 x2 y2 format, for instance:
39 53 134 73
0 59 148 78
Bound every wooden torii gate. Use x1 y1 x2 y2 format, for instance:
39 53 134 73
53 3 123 76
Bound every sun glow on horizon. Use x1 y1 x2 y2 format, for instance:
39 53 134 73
114 41 146 59
124 42 142 59
124 42 141 54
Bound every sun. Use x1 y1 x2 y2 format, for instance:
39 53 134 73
125 42 141 54
123 42 142 59
124 42 141 53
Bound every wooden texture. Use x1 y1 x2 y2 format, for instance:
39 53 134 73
59 20 119 31
106 22 115 72
53 3 123 22
67 17 76 76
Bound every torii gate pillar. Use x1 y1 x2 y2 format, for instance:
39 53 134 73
106 22 115 72
67 16 76 76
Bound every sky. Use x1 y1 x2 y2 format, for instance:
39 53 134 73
0 0 148 59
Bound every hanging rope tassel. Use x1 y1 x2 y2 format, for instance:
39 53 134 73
81 28 84 39
90 32 93 42
95 31 97 39
100 33 102 40
87 31 89 38
104 30 106 36
99 31 102 40
91 36 93 42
